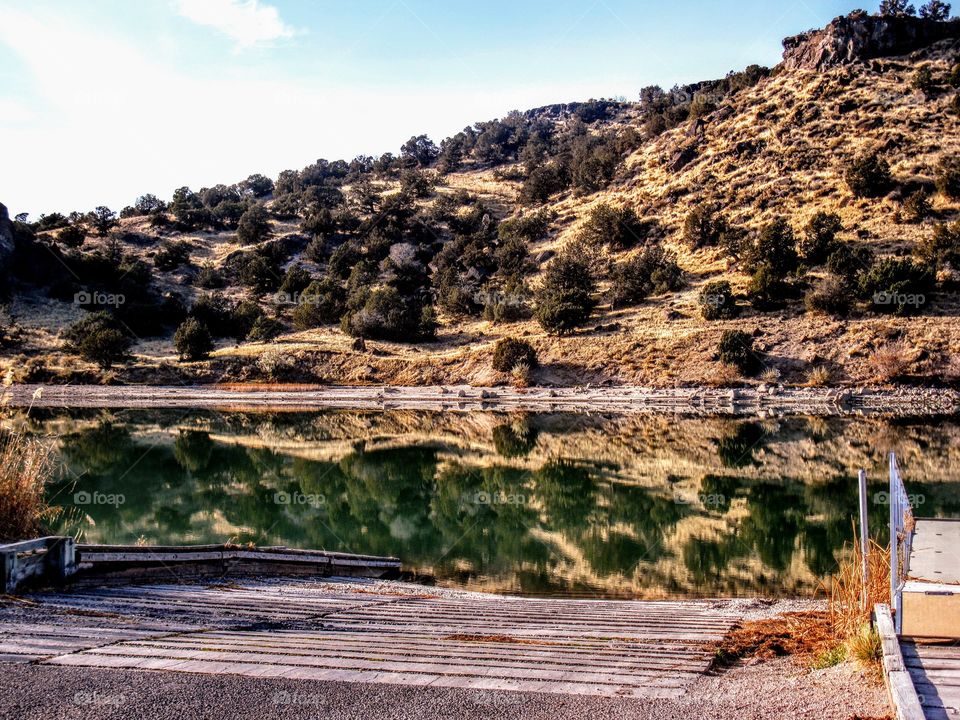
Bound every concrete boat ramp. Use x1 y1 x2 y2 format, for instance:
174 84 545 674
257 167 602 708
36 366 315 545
0 577 741 700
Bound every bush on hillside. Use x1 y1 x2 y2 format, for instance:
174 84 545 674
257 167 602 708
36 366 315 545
845 151 893 198
154 240 191 271
579 204 654 250
56 224 87 249
718 330 761 376
246 315 284 341
699 280 739 320
915 221 960 269
89 206 118 237
805 275 853 317
859 258 935 315
236 204 272 245
935 155 960 200
291 278 347 329
745 218 800 278
492 338 538 373
519 163 568 205
174 318 213 361
683 205 727 249
195 265 224 289
799 212 842 266
63 312 131 368
902 190 932 223
608 246 684 308
342 286 436 342
230 300 264 341
827 244 875 288
534 247 598 335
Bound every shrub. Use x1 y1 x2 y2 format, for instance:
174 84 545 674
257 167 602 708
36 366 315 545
718 330 761 376
747 265 789 311
291 278 346 329
935 155 960 200
911 65 936 96
482 277 532 323
236 204 272 244
868 340 912 382
919 0 950 19
57 224 86 249
799 212 842 265
683 205 727 249
195 265 224 289
534 248 598 335
188 294 234 337
519 163 568 205
154 240 191 271
699 280 739 320
492 338 538 372
279 263 312 296
805 275 852 316
89 206 119 236
827 244 875 287
239 254 280 293
342 286 435 342
609 246 684 308
246 315 284 341
241 173 274 198
915 221 960 269
902 190 932 223
498 210 553 244
859 258 935 315
746 218 799 277
63 312 132 368
950 63 960 88
579 204 653 250
845 151 893 198
230 300 263 341
174 318 213 361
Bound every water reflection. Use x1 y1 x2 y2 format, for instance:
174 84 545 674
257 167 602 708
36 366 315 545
14 409 960 599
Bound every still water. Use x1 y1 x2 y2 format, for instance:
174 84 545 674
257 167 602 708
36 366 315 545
15 409 960 599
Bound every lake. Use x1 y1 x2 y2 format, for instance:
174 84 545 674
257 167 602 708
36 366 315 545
14 408 960 599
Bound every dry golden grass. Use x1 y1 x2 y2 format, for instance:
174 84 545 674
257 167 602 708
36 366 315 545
826 537 891 641
0 432 57 542
867 340 913 383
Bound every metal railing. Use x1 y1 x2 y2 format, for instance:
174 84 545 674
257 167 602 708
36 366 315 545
888 452 914 635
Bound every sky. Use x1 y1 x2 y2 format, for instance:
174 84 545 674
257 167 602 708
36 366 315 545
0 0 864 217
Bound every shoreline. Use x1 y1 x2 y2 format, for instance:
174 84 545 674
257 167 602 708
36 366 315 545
3 383 960 416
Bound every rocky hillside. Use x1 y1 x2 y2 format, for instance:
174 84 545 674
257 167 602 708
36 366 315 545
1 11 959 389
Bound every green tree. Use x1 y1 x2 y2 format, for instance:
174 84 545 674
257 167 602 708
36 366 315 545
935 155 960 199
718 330 761 376
845 151 893 198
918 0 950 19
534 247 597 335
63 312 131 368
89 206 118 236
237 204 272 244
174 318 213 361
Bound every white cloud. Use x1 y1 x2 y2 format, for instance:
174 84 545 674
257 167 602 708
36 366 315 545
172 0 296 48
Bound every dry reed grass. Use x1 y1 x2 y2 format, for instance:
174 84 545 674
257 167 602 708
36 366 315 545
825 537 891 641
0 432 57 542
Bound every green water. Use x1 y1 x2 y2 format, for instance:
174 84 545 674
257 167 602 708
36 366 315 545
18 409 960 599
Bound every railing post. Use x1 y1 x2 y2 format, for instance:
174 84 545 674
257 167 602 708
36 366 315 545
858 469 870 610
1 549 16 594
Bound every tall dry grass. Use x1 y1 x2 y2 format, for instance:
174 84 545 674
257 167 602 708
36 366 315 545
826 536 890 639
0 432 57 542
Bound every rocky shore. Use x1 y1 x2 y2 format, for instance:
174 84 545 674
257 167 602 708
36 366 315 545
3 383 959 417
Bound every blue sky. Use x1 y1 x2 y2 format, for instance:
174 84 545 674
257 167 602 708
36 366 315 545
0 0 862 216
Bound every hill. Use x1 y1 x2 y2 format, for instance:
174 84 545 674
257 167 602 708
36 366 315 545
2 10 959 389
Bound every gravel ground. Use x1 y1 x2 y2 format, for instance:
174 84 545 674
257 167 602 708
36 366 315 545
0 659 889 720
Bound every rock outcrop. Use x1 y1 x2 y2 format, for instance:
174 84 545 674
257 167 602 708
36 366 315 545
782 12 960 70
0 203 14 270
